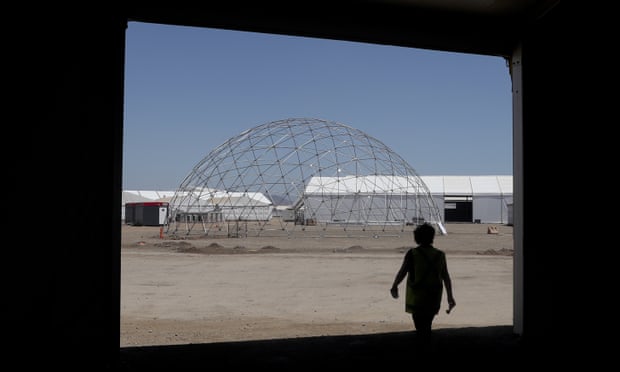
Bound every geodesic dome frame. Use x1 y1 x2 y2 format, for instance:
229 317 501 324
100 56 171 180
166 118 444 238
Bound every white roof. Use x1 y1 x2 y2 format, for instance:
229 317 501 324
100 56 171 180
123 190 176 201
496 175 513 194
420 175 513 195
303 175 513 195
305 175 429 194
418 176 444 194
122 191 151 204
169 189 272 205
442 176 473 194
123 176 513 203
122 190 176 204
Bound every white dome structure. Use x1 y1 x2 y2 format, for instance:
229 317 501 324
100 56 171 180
166 118 444 238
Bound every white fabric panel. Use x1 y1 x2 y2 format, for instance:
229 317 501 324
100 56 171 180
420 176 444 194
443 176 472 195
470 176 501 194
473 196 504 223
305 175 431 194
304 195 435 224
122 191 152 204
432 196 445 221
497 175 513 194
124 190 176 200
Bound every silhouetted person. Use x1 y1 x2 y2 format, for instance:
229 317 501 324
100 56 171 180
390 223 456 348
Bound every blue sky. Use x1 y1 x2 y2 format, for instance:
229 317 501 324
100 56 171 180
123 21 513 191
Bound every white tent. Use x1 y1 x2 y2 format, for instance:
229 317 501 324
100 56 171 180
420 175 513 223
301 175 512 225
302 175 441 226
167 187 273 222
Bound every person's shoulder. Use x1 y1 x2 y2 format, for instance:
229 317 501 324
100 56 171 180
436 249 448 262
411 246 427 256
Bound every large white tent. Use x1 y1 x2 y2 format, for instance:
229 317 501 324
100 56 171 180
302 175 440 225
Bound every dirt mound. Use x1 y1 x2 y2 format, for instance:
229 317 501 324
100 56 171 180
344 245 364 252
154 241 193 250
476 248 513 256
172 242 282 255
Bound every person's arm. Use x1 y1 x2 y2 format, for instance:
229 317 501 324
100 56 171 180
441 255 456 312
390 251 410 298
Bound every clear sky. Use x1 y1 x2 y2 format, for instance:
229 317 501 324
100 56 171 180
123 21 513 191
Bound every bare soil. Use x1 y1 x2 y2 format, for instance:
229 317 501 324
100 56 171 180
121 223 514 347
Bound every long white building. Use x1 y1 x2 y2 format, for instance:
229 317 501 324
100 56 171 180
123 175 512 225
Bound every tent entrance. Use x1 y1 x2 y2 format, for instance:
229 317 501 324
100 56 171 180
444 195 472 222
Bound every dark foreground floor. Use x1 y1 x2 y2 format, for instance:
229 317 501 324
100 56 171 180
117 325 554 370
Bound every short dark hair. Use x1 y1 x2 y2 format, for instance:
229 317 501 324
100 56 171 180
413 223 435 245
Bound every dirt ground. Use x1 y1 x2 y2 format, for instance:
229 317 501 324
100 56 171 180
120 222 514 347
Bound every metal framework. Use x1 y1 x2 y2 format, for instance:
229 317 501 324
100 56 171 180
166 118 444 238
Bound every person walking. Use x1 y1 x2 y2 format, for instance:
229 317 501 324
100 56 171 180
390 222 456 347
